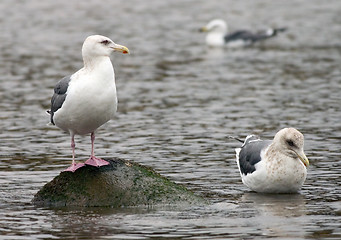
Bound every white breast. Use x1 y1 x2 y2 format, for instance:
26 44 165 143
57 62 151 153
53 58 117 135
206 33 226 47
242 153 307 193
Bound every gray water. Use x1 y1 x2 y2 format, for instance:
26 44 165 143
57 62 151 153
1 0 341 239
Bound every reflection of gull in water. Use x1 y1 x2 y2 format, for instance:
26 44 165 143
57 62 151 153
240 193 308 238
241 192 306 217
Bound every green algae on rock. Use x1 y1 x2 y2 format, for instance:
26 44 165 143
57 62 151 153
32 158 205 207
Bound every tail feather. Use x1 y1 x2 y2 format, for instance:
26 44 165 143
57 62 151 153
274 27 287 33
228 136 245 143
272 27 288 36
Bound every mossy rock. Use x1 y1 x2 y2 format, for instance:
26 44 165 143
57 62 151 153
32 158 205 207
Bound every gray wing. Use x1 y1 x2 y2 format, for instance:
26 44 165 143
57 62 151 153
48 75 71 125
238 139 272 175
224 30 258 43
249 30 274 42
225 28 287 43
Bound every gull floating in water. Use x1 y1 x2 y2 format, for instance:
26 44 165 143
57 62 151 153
47 35 129 172
231 128 309 193
199 19 287 48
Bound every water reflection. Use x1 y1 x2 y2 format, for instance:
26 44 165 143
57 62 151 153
241 192 306 217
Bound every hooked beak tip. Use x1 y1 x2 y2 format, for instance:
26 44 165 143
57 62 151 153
298 153 309 167
112 44 130 54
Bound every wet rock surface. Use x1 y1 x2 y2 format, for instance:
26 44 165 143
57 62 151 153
32 158 205 207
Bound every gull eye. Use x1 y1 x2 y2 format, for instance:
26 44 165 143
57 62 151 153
101 40 110 45
287 139 295 147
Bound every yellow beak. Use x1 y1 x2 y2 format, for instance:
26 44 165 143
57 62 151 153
199 26 208 32
296 150 309 167
112 43 130 54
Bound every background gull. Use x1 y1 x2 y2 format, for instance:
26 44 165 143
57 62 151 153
200 19 287 48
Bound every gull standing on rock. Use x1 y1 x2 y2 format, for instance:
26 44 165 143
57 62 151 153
47 35 129 172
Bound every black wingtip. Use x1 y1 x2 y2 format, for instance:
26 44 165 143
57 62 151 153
46 110 55 125
275 27 288 33
227 136 245 143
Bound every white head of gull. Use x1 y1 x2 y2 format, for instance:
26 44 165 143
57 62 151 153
48 35 129 172
234 128 309 193
200 19 228 47
200 19 287 48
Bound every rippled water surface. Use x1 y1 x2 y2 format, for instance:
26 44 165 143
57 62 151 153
1 0 341 239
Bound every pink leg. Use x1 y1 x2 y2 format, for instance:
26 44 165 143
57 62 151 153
84 132 109 167
63 134 85 172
